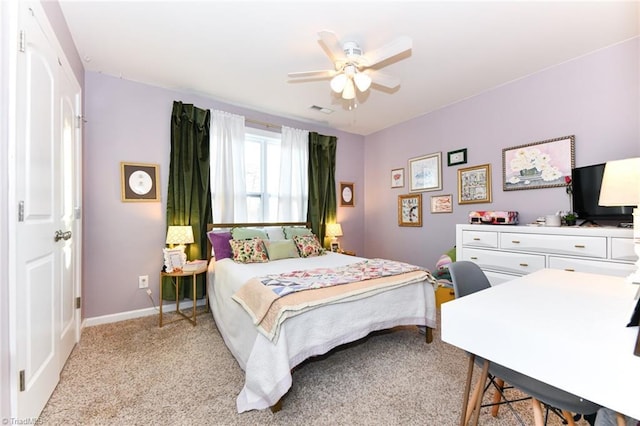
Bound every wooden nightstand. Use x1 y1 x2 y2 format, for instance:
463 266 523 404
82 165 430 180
339 249 356 256
159 262 208 327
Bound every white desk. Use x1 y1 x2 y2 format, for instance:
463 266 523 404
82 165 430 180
441 269 640 420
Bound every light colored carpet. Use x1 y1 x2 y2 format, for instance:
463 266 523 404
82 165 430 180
38 308 591 425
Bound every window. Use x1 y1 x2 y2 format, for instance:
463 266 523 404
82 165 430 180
245 128 281 222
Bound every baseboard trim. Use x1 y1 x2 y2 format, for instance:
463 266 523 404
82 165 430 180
82 299 207 328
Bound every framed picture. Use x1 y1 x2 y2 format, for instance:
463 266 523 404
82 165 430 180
398 194 422 227
408 152 442 192
330 242 340 252
447 148 467 166
121 162 160 202
391 168 405 188
339 182 355 207
430 194 453 213
502 135 575 191
458 164 492 204
163 247 186 273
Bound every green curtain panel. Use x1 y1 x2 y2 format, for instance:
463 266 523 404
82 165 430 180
307 132 337 244
163 101 212 301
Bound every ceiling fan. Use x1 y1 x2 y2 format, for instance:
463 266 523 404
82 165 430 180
288 30 412 100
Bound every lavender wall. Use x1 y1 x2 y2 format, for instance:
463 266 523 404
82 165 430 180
83 73 365 318
84 37 638 319
363 38 640 269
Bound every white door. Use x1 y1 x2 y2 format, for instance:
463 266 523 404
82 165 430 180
58 63 81 367
14 2 80 419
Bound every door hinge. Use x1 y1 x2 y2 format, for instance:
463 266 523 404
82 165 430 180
75 297 81 309
19 370 25 392
76 115 83 129
18 201 24 222
19 30 25 52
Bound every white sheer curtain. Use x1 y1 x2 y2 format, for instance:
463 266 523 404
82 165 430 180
210 109 247 223
278 126 309 221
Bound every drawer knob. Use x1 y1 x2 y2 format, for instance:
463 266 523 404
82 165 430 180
519 263 528 267
565 268 575 272
512 240 520 244
574 244 586 248
470 256 478 260
473 237 480 241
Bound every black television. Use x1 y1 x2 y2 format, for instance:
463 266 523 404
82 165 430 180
571 163 634 226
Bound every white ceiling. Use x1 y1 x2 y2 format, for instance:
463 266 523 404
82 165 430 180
58 1 639 136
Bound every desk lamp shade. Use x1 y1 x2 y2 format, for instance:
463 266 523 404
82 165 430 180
166 225 194 248
599 157 640 286
326 223 343 242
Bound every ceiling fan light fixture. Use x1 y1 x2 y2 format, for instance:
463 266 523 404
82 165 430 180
354 72 372 92
342 78 356 100
330 73 347 93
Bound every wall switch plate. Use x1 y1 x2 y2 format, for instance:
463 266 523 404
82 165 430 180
138 275 149 289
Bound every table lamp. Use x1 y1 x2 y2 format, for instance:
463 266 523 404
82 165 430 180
165 225 194 253
599 157 640 289
326 223 343 245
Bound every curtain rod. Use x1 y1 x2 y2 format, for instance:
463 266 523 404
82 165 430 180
246 118 282 131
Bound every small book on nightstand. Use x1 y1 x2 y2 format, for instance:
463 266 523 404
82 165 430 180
182 260 207 272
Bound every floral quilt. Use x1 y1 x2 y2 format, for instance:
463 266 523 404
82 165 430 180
257 258 423 297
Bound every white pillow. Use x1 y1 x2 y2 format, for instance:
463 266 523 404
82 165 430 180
265 226 286 241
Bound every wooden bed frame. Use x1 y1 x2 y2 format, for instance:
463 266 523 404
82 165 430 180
206 221 434 411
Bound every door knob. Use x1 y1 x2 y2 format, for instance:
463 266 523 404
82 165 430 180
54 230 72 242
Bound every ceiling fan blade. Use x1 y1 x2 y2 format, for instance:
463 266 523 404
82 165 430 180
288 70 335 79
363 36 412 68
369 70 401 89
318 30 345 65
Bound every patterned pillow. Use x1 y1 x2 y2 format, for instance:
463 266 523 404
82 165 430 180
293 234 326 258
229 238 269 263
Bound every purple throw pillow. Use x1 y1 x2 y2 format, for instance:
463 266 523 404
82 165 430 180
208 231 232 260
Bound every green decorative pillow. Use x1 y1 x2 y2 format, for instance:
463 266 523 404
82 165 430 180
446 246 457 262
293 234 326 258
283 226 313 239
229 238 269 263
264 239 300 260
231 227 268 241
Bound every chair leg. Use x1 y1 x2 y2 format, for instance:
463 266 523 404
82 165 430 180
561 410 577 426
615 412 626 426
470 359 490 426
490 378 504 417
531 398 545 426
460 355 476 426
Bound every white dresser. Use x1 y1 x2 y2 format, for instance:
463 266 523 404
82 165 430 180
456 224 637 285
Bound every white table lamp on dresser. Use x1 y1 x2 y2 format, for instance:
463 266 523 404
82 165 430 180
599 157 640 291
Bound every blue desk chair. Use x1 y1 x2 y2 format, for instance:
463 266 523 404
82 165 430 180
448 261 600 426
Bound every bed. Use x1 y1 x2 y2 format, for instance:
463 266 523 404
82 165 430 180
206 222 437 413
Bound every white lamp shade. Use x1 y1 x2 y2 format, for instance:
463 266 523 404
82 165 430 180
326 223 343 238
599 158 640 207
354 72 372 92
330 73 347 93
165 225 194 245
341 79 356 100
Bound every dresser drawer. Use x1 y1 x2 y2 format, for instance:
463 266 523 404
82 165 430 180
549 256 636 278
500 233 606 259
462 230 498 248
461 248 545 276
611 238 637 262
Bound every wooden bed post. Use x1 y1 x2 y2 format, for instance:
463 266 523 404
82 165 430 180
270 398 283 413
425 327 433 343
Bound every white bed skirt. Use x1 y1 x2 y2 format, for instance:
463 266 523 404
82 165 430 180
207 254 437 412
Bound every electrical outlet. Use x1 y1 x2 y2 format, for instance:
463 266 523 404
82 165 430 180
138 275 149 289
